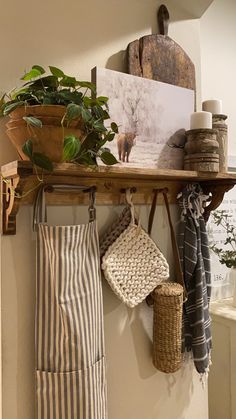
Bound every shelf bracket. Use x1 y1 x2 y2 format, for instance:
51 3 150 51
202 182 235 222
2 176 21 235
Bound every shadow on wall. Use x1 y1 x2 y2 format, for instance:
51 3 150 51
2 209 36 419
106 50 127 73
102 279 198 419
0 0 195 89
0 118 18 166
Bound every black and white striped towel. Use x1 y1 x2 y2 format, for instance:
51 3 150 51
178 184 212 375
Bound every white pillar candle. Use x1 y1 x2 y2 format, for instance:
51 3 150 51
190 111 212 130
202 99 222 115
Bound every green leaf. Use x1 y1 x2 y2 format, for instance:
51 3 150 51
93 120 107 132
42 95 56 105
60 76 77 88
63 135 81 161
111 122 119 134
23 116 42 128
24 75 59 89
83 97 94 108
76 151 97 166
0 94 5 116
92 105 105 119
58 90 83 105
96 96 108 104
32 153 53 171
0 93 5 104
32 65 45 75
78 81 96 93
22 139 33 158
21 68 42 81
3 101 25 115
80 131 100 153
81 107 92 122
49 66 65 78
104 132 115 142
100 151 118 165
66 103 81 121
10 87 28 100
102 110 110 120
95 138 108 150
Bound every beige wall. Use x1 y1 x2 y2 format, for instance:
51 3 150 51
200 1 236 418
201 0 236 156
0 1 209 418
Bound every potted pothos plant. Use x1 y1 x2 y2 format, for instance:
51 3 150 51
0 65 118 171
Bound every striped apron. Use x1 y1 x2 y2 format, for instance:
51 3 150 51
35 187 107 419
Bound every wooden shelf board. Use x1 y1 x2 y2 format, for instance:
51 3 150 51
1 160 236 235
2 160 236 182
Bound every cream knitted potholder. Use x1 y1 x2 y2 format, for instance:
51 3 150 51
102 191 169 307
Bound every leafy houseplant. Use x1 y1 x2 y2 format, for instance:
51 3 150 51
1 65 118 171
211 210 236 269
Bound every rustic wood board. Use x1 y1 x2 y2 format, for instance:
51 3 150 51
127 5 196 93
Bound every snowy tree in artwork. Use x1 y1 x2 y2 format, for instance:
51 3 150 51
93 67 194 169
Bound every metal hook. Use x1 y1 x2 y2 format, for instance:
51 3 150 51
152 187 169 194
88 186 96 222
120 187 137 194
44 184 96 194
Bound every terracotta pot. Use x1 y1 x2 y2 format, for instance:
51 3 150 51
8 105 84 128
6 116 72 129
6 125 85 162
9 105 67 120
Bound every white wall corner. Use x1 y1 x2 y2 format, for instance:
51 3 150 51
172 0 215 19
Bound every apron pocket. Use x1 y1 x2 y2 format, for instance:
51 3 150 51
36 357 107 419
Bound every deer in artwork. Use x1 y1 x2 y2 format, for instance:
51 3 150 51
117 132 136 162
116 95 140 163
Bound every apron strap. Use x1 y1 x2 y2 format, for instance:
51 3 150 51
33 185 47 231
33 185 97 231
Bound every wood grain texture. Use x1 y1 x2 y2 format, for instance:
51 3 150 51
1 161 236 234
127 5 196 95
184 128 219 172
213 115 228 173
127 35 196 91
2 161 236 182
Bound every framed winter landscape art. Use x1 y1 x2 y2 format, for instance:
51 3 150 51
92 67 194 169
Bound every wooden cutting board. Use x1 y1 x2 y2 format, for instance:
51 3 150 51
127 5 196 93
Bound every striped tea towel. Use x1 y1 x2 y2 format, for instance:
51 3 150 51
177 184 212 376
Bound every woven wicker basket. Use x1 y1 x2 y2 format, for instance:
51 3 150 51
152 282 183 373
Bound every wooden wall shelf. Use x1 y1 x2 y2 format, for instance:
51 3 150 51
1 160 236 235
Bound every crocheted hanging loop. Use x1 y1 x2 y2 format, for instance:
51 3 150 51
99 188 138 259
125 188 142 233
125 188 136 224
102 190 170 308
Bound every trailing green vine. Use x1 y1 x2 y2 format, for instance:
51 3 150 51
211 210 236 269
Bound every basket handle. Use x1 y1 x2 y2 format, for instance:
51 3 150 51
148 189 187 302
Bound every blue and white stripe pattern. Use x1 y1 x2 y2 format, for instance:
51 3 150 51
178 184 212 375
35 205 107 418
